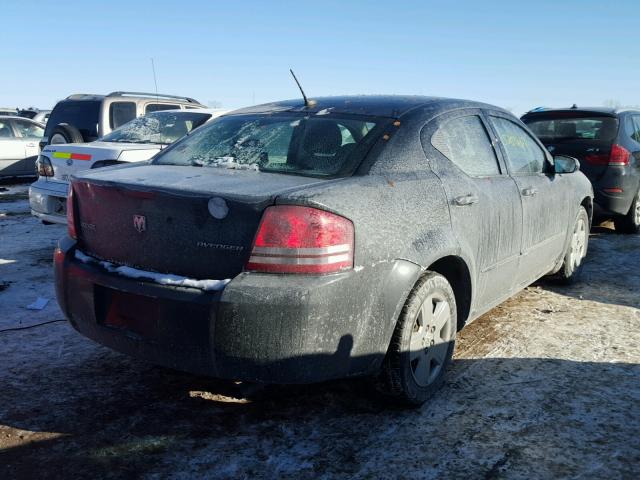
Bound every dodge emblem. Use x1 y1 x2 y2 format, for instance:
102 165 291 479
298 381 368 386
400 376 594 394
133 214 146 233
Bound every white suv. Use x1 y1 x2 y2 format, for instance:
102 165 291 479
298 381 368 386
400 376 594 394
40 91 206 149
30 108 226 224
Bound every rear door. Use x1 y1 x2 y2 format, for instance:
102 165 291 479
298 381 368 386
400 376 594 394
488 113 568 287
422 110 523 310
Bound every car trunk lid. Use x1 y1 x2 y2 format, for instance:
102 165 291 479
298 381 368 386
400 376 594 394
44 142 160 182
71 164 331 280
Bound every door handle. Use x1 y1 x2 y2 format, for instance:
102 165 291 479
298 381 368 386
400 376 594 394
522 187 538 197
453 194 479 206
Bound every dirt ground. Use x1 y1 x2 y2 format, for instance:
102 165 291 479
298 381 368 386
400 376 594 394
1 181 639 479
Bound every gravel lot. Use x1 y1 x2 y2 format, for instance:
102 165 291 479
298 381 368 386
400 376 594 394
1 181 639 479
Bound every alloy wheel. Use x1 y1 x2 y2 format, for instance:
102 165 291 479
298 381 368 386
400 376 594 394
409 293 454 387
569 216 587 269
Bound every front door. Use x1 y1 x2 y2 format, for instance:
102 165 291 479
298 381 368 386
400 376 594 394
488 113 569 287
422 110 523 312
12 119 44 175
0 119 25 176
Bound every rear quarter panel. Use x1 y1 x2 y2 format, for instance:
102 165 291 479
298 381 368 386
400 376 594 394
278 138 465 367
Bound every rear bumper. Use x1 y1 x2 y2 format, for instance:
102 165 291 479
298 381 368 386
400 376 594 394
54 238 418 383
29 179 68 224
592 169 639 216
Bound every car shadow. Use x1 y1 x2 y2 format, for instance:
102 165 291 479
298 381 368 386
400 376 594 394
1 348 639 479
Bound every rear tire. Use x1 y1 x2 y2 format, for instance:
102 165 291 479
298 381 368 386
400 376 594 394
554 206 589 284
376 271 457 406
49 123 84 144
613 189 640 234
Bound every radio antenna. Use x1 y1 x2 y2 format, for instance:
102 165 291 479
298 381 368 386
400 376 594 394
151 58 163 149
289 69 312 107
151 58 159 103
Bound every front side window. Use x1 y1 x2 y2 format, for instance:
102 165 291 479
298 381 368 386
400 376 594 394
101 111 211 144
492 117 546 174
109 102 137 129
431 115 500 177
154 113 384 177
13 120 44 139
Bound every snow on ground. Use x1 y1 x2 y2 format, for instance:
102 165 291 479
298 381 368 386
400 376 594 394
1 181 639 479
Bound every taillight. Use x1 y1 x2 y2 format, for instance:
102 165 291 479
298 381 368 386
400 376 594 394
37 155 54 177
609 144 630 166
585 144 630 166
246 205 354 274
67 185 77 239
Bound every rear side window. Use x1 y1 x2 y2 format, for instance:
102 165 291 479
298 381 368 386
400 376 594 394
524 114 619 142
145 103 180 113
626 115 640 143
45 100 101 140
109 102 136 129
0 120 15 138
431 115 500 177
492 117 546 174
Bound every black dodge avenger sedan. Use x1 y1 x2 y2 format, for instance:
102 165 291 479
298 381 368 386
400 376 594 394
55 96 593 405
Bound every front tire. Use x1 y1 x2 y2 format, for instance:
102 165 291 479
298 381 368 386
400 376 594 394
377 272 457 406
613 189 640 234
555 206 589 284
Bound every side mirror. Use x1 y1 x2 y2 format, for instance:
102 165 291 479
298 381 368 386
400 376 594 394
554 155 580 174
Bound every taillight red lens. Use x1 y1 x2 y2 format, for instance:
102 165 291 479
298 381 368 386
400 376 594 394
246 205 354 274
584 144 630 166
67 185 77 239
609 144 630 166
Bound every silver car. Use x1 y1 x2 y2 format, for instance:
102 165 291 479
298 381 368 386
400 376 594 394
0 116 44 177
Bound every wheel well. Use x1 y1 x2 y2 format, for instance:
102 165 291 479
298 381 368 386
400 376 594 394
581 197 593 227
427 256 472 330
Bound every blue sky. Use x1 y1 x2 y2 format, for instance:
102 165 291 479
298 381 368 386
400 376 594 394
1 0 637 115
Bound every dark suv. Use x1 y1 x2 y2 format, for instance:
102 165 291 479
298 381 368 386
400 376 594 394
522 107 640 233
41 91 205 150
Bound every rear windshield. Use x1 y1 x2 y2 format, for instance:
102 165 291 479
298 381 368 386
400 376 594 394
45 100 101 140
524 114 619 142
101 111 211 144
153 113 384 177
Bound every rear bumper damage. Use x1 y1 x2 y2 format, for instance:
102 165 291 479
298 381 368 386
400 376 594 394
54 238 417 383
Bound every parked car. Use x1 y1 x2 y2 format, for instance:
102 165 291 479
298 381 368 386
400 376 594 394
30 108 226 224
29 110 52 125
0 116 44 177
522 106 640 233
55 96 593 405
18 108 51 125
41 91 206 149
0 108 18 116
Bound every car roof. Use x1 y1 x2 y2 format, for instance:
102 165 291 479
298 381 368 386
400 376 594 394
0 115 44 125
523 106 640 117
229 95 510 118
